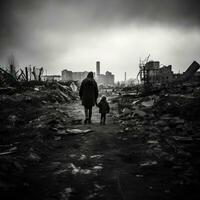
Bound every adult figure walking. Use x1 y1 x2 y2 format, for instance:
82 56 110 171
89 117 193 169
79 72 98 124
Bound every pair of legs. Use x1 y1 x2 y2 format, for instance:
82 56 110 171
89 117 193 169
100 113 106 125
84 106 92 124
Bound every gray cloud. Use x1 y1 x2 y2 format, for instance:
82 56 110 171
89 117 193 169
55 0 200 27
1 0 200 42
0 0 44 57
0 0 200 80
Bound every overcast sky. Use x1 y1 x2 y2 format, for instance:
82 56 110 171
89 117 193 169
0 0 200 81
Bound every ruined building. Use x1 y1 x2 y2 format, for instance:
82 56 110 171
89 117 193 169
42 75 61 82
139 60 174 85
95 61 115 86
157 65 174 83
62 70 89 83
62 61 115 86
175 61 200 83
139 59 200 89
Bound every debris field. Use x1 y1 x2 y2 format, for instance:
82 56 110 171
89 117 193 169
1 69 200 200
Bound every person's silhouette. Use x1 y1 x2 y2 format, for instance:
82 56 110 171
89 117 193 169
79 72 98 124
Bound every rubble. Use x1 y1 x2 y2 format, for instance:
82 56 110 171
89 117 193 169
27 152 41 162
133 109 146 118
93 165 103 171
140 161 158 167
1 61 200 199
0 146 17 156
60 187 73 200
141 99 154 107
115 78 200 195
0 80 79 198
66 128 93 134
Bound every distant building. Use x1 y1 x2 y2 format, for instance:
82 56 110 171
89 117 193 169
126 78 137 86
96 61 100 76
157 65 174 83
61 61 115 86
191 71 200 82
143 61 160 84
95 62 115 86
62 69 89 83
62 69 73 80
105 71 115 85
42 75 61 82
140 60 174 85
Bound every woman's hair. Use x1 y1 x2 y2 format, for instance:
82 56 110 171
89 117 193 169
87 71 94 79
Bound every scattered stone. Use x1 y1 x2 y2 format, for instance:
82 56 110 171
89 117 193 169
141 99 154 107
133 109 146 117
90 155 103 159
80 169 92 175
79 154 87 160
140 161 158 167
93 166 103 171
54 136 62 141
49 162 62 170
60 187 73 200
136 174 144 178
147 140 159 145
162 126 171 132
173 136 193 142
154 120 167 127
122 108 132 115
0 146 17 156
71 119 82 125
28 152 41 162
66 129 93 134
69 154 76 158
57 130 67 135
54 169 68 175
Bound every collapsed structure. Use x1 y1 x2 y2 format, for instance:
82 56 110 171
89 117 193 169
138 58 200 93
139 60 174 86
0 65 44 85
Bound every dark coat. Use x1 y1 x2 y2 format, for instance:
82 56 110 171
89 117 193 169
79 77 98 108
97 100 110 114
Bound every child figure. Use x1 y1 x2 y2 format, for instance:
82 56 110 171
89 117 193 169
97 96 110 125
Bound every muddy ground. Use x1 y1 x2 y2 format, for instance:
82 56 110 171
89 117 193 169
1 94 200 200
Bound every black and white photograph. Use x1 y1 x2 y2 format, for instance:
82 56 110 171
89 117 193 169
0 0 200 199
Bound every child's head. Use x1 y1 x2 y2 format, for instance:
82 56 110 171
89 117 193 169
101 95 106 101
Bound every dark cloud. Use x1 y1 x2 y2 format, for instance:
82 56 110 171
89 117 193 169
0 0 200 79
1 0 200 43
57 0 200 27
0 0 45 57
0 1 199 40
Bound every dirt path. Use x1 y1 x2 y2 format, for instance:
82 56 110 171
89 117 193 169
23 100 186 200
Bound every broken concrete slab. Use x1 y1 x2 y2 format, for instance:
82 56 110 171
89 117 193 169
140 161 158 167
173 136 193 142
66 129 93 134
141 99 154 107
133 109 146 118
27 152 41 162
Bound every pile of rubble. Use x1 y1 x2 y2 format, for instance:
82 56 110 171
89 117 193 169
116 88 200 191
0 81 79 198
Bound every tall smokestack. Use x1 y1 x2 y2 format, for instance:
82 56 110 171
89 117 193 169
125 72 126 82
96 61 100 76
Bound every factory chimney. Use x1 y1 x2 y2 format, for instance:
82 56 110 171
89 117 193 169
125 72 127 82
96 61 100 76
